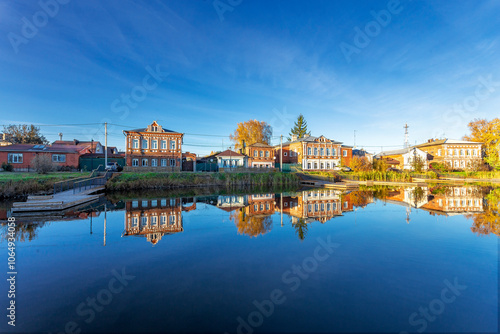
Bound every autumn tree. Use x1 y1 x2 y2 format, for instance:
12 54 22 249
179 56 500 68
349 156 372 171
230 120 272 150
3 124 48 144
288 114 310 141
292 218 308 241
463 118 500 170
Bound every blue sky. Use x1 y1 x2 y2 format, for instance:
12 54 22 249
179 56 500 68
1 0 499 155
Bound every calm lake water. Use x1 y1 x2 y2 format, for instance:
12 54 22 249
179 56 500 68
1 185 498 333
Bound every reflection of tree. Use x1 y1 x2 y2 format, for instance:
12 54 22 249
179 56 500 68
412 187 426 206
349 190 373 208
292 218 308 241
230 209 273 238
468 188 500 237
0 222 47 242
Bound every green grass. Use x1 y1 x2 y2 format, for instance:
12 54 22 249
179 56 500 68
0 171 90 183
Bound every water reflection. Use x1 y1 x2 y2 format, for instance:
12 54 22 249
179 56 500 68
123 198 185 245
2 185 500 243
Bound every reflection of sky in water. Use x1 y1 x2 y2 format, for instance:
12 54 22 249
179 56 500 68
0 186 498 333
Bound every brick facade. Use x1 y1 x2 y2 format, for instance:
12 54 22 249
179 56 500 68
123 121 183 171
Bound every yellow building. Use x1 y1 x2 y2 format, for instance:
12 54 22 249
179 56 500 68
416 139 482 170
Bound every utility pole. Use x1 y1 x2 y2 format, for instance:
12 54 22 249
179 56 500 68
280 135 283 172
104 122 108 168
404 123 409 149
354 130 356 149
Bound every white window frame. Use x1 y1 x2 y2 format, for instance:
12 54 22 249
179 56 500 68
151 159 158 167
132 139 139 149
152 140 158 149
132 159 139 167
161 140 167 149
170 140 176 150
8 153 23 164
142 159 148 167
142 139 148 149
52 154 66 163
343 150 347 157
161 159 167 167
169 159 176 167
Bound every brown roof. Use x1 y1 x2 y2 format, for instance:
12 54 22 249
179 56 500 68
247 142 273 148
216 149 245 157
0 144 87 154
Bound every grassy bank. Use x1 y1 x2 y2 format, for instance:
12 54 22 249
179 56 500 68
339 171 415 182
106 172 300 192
0 172 91 200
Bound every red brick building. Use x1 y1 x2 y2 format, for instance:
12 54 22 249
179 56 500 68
245 143 274 168
0 144 89 171
123 121 183 171
341 145 353 167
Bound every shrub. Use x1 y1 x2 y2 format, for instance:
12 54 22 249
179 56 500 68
1 162 13 172
31 155 55 174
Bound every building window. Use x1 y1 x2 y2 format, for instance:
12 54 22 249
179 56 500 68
253 150 257 157
260 150 263 157
151 216 158 225
169 215 176 224
320 148 324 156
460 149 464 156
142 159 148 167
161 159 167 167
152 140 158 149
454 160 459 167
141 216 148 226
438 149 441 156
132 217 138 227
160 140 167 149
161 215 167 225
326 163 330 169
326 148 330 156
332 149 336 156
466 149 470 156
5 152 24 164
314 148 318 155
152 125 158 132
473 149 477 156
132 159 139 167
265 151 269 157
152 159 158 167
170 140 176 150
284 152 287 156
132 139 139 149
460 160 465 168
307 163 311 169
52 154 66 162
314 162 318 169
142 139 148 149
321 163 324 169
343 150 347 157
169 159 176 167
454 149 458 156
307 147 311 155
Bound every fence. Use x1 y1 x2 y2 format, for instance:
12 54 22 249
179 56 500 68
73 173 110 194
196 162 219 172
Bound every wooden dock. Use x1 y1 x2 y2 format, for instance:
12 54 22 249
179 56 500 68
300 180 360 190
11 186 104 214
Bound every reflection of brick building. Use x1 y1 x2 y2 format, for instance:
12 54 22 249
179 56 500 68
278 190 345 224
123 198 183 245
422 186 483 216
246 193 275 216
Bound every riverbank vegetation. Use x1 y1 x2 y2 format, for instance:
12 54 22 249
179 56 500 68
106 172 300 191
0 172 90 199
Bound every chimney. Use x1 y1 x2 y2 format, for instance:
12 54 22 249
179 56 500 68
59 133 63 141
291 135 297 142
